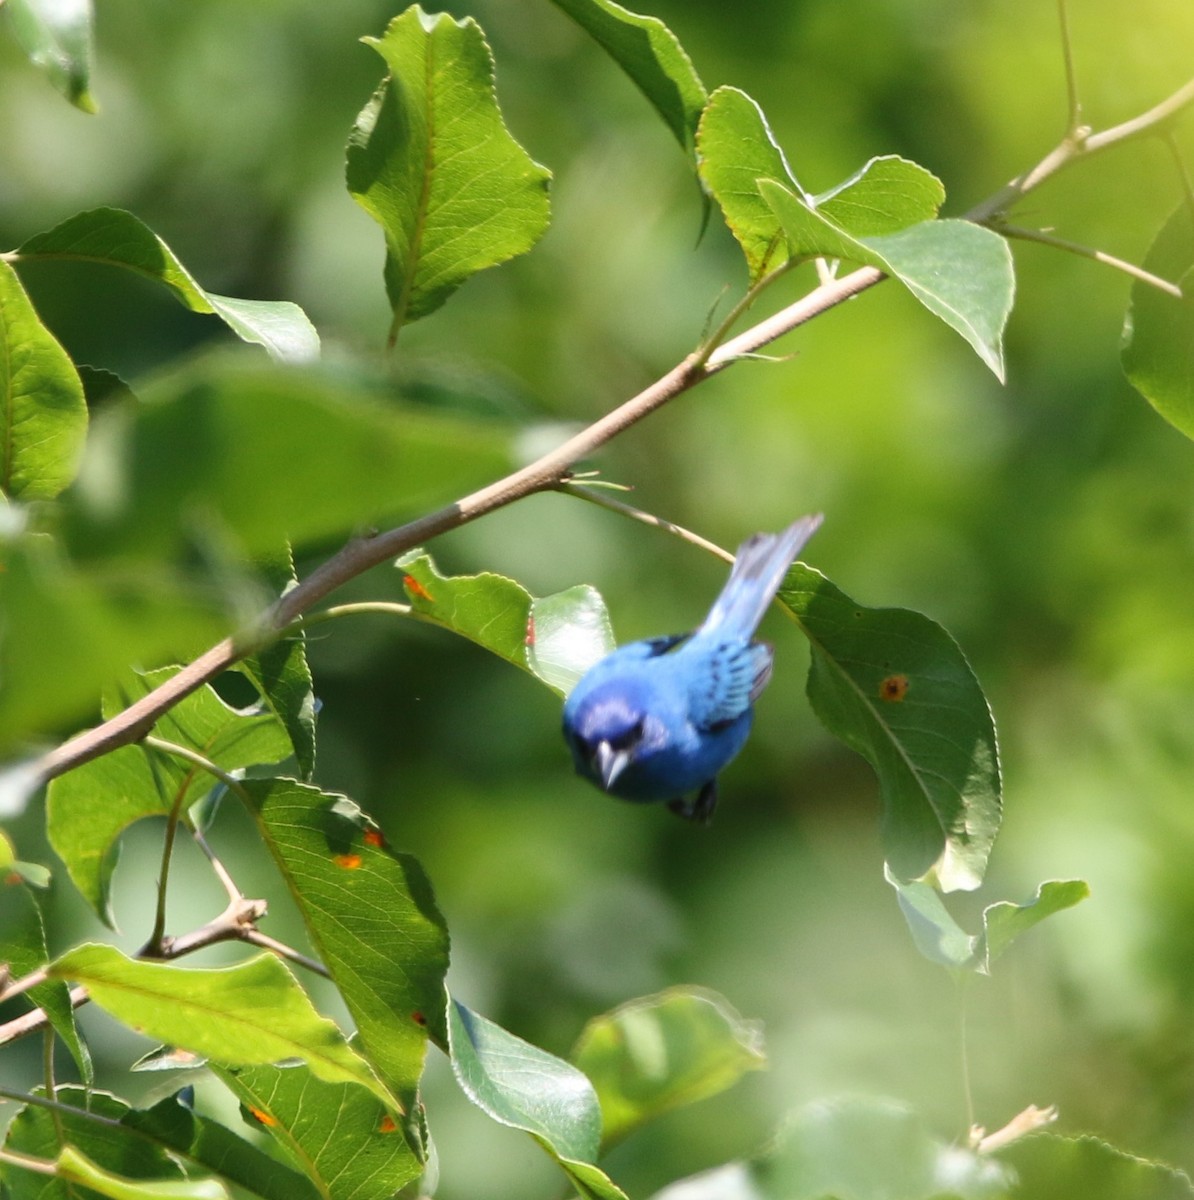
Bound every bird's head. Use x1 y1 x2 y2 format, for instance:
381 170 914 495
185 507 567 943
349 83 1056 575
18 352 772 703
563 689 659 794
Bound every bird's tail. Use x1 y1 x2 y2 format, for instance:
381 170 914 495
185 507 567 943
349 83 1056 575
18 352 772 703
698 514 823 640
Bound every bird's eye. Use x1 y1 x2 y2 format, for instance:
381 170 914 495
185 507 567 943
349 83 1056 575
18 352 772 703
609 718 645 751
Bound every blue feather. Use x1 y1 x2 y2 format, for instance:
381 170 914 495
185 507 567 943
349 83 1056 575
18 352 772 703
562 515 822 822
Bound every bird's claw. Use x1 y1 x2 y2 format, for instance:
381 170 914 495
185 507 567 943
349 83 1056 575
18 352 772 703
667 779 718 825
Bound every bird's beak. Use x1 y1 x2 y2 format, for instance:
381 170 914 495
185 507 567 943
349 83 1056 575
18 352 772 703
594 740 631 791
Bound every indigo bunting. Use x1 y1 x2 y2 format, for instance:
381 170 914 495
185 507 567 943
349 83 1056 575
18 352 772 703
562 515 822 822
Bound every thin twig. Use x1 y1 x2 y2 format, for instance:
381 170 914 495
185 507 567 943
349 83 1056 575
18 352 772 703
145 745 184 954
192 827 243 905
558 482 735 566
0 1149 56 1177
241 930 331 978
1000 223 1183 296
1056 0 1082 134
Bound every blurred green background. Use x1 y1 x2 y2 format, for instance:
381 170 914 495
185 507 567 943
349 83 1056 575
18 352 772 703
3 0 1194 1195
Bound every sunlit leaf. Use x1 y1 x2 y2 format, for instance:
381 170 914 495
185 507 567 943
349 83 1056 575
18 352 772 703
779 564 1001 892
244 778 449 1109
0 843 92 1081
0 261 87 500
213 1062 422 1200
397 550 614 695
55 1146 229 1200
47 666 291 925
49 945 395 1106
547 0 707 154
449 998 627 1199
813 155 945 235
1003 1133 1194 1199
696 87 801 282
529 585 616 695
1 1089 184 1200
63 360 512 561
977 878 1090 973
760 180 1014 379
15 208 319 363
1122 204 1194 440
573 987 765 1146
5 0 96 112
346 5 551 336
885 868 977 969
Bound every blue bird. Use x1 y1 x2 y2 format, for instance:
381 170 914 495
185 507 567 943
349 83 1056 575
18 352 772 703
562 515 822 823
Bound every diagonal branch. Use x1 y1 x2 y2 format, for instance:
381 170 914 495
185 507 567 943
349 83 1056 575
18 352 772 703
27 74 1194 790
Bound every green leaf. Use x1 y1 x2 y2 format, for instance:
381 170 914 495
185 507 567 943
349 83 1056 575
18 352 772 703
572 987 765 1146
1 1089 185 1200
397 551 614 695
212 1062 422 1200
124 1091 323 1200
55 1147 229 1200
237 551 318 780
0 261 88 500
528 585 616 695
243 779 449 1109
49 945 395 1107
696 87 801 282
4 0 96 112
449 999 626 1199
0 535 232 755
346 6 552 336
885 868 978 969
15 208 319 363
0 846 92 1081
1122 204 1194 439
546 0 707 154
814 155 945 235
977 878 1089 973
779 564 1001 892
1002 1133 1194 1199
63 359 512 561
754 1097 1009 1200
47 666 292 924
759 180 1014 379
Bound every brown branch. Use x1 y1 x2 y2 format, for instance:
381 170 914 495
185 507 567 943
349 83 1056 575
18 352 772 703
25 76 1194 792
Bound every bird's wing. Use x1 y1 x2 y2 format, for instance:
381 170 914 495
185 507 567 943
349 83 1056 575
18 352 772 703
686 641 774 729
699 514 822 641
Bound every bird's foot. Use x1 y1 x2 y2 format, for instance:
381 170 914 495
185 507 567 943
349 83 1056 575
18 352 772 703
667 779 718 825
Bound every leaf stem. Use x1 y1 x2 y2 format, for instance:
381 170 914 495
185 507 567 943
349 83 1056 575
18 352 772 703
240 929 331 978
999 223 1183 296
0 1148 57 1177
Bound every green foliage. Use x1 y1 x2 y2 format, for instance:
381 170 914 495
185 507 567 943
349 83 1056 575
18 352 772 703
573 988 766 1146
1 1 1191 1198
1122 204 1194 437
397 549 615 694
0 261 87 501
14 208 319 363
779 564 1001 892
547 0 708 155
449 998 628 1200
49 945 397 1105
347 6 552 338
3 0 96 113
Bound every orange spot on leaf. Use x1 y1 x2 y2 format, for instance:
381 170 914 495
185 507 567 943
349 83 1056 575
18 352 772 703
248 1107 278 1127
4 872 23 887
411 1010 427 1026
403 575 435 603
334 853 362 870
364 828 385 849
880 674 909 702
379 1114 400 1133
525 614 535 647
